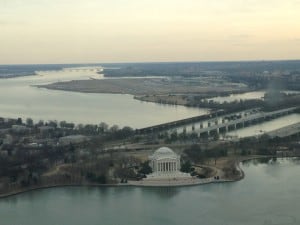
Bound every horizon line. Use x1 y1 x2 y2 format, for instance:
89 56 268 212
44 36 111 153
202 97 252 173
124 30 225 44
1 58 300 66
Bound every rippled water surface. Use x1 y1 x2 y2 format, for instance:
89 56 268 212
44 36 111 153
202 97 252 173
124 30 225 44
1 158 300 225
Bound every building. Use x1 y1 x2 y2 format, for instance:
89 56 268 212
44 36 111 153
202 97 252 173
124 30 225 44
147 147 190 179
58 135 89 146
11 125 29 133
149 147 180 174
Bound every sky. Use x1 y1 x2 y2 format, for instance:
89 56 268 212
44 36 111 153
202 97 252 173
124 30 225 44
1 0 300 64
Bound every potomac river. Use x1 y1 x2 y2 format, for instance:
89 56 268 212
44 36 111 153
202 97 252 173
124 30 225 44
0 67 208 128
1 158 300 225
1 65 299 135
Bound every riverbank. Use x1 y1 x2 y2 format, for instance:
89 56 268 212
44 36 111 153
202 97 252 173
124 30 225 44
127 176 234 187
267 122 300 138
134 94 189 106
0 155 272 198
0 177 233 198
0 183 121 199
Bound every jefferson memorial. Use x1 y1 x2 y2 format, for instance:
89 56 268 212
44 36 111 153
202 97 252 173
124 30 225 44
146 147 191 179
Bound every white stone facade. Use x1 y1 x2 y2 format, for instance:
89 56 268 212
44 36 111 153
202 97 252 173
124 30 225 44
147 147 190 179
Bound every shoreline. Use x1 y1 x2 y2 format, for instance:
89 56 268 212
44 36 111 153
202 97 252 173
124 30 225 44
0 179 236 200
34 77 249 99
0 183 120 199
0 155 270 199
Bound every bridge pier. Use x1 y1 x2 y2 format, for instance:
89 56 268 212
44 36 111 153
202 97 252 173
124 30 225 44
219 126 227 133
136 107 297 135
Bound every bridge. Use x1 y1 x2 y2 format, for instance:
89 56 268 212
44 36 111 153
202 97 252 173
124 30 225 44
136 110 224 134
136 108 261 134
136 107 298 136
197 107 298 137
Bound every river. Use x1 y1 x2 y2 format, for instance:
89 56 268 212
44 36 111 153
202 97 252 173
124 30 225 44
0 67 208 128
227 114 300 138
207 90 300 103
1 158 299 225
0 66 298 132
208 91 265 103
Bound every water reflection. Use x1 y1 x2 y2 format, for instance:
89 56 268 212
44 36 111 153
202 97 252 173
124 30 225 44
140 187 180 199
243 157 278 166
1 158 300 225
243 157 300 166
207 91 265 103
227 114 300 138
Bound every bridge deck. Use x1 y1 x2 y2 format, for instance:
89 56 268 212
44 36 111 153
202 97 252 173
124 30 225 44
137 107 298 134
198 107 297 134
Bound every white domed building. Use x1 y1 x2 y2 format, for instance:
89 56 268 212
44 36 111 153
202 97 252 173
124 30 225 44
146 147 191 179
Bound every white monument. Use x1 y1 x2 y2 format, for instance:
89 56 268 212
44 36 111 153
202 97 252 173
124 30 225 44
146 147 191 179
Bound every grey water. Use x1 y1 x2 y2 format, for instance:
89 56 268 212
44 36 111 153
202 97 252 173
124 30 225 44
1 158 300 225
207 91 266 103
0 66 207 128
207 90 300 104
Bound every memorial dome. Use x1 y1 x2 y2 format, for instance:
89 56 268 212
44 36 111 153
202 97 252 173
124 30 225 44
151 147 177 160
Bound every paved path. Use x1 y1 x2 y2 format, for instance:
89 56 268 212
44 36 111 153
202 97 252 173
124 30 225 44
127 175 233 187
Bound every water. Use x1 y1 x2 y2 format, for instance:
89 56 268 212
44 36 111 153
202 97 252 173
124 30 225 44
227 114 300 138
0 64 101 78
207 91 265 103
1 158 300 225
207 90 300 103
0 67 207 128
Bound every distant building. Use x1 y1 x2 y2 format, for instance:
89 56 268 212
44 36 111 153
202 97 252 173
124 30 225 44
38 126 55 133
3 134 13 145
59 135 88 146
11 125 28 133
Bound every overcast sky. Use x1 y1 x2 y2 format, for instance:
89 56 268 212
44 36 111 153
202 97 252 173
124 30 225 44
1 0 300 64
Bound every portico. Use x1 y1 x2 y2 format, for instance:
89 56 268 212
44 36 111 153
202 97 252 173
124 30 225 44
147 147 190 179
156 161 178 172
